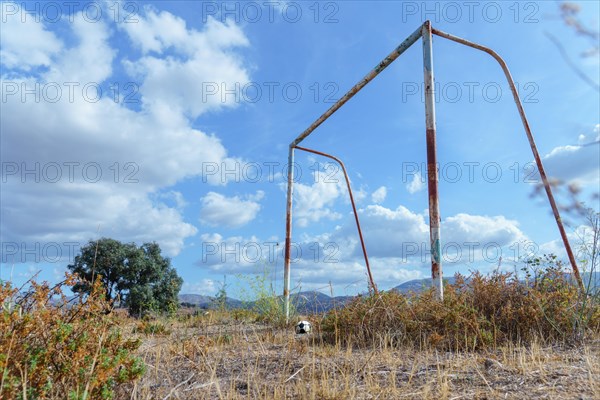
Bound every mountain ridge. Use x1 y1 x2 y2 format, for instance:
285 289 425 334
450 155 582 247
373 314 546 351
178 272 600 314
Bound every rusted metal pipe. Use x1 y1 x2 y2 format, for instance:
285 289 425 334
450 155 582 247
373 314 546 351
422 21 444 300
431 28 584 291
295 145 379 295
283 24 424 318
283 145 295 322
291 24 424 147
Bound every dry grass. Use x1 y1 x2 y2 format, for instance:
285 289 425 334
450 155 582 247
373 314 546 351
0 275 145 399
322 268 600 351
3 265 599 399
116 267 600 399
115 315 600 399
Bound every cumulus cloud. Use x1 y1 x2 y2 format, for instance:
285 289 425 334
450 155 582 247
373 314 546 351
121 8 250 118
329 205 528 266
371 186 387 203
157 190 188 211
0 5 252 257
196 233 272 273
291 169 346 227
344 205 429 258
192 207 528 294
199 191 264 228
443 214 527 246
538 223 596 262
406 172 425 194
287 256 425 295
533 125 600 187
182 279 218 295
0 2 63 70
354 187 368 203
46 14 115 83
194 231 423 295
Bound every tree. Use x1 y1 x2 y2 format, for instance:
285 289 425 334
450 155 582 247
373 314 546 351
68 238 183 317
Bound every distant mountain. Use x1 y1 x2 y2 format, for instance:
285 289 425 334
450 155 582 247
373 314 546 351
178 294 213 306
290 291 354 313
178 271 600 313
392 276 458 294
392 272 600 294
576 271 600 290
177 290 353 314
178 294 243 309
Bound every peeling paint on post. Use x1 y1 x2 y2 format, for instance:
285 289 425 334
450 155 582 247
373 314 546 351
283 24 424 318
281 22 583 316
431 27 584 292
422 21 444 300
283 145 295 322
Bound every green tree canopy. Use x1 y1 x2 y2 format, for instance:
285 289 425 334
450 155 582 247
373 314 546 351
68 238 182 317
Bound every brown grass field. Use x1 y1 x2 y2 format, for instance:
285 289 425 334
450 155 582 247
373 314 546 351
2 267 599 399
115 314 600 399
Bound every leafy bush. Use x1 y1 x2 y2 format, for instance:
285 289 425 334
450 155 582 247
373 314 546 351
0 274 145 399
321 263 599 351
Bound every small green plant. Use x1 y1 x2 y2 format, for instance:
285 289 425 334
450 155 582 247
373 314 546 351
574 209 600 333
212 275 229 312
236 263 296 326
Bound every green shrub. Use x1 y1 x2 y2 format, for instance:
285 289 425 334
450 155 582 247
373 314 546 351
236 264 296 327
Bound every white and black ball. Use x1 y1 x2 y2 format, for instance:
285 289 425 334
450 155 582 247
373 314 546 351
295 320 311 334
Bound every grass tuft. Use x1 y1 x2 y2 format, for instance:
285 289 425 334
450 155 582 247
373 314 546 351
320 265 600 351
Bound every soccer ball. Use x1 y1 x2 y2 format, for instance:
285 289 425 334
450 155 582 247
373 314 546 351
295 320 311 334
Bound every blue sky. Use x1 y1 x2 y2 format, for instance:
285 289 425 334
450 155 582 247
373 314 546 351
1 1 598 298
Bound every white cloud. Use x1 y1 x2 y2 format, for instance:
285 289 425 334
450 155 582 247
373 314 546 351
538 223 597 263
344 205 429 258
44 14 114 83
443 213 527 246
406 172 425 194
0 184 198 257
291 169 345 227
354 187 368 203
199 191 264 228
0 2 63 70
0 7 253 257
157 190 188 211
194 231 424 295
534 126 600 187
123 8 249 55
329 205 528 265
197 233 271 273
193 208 528 294
371 186 387 204
182 279 218 295
289 257 424 295
121 10 250 118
